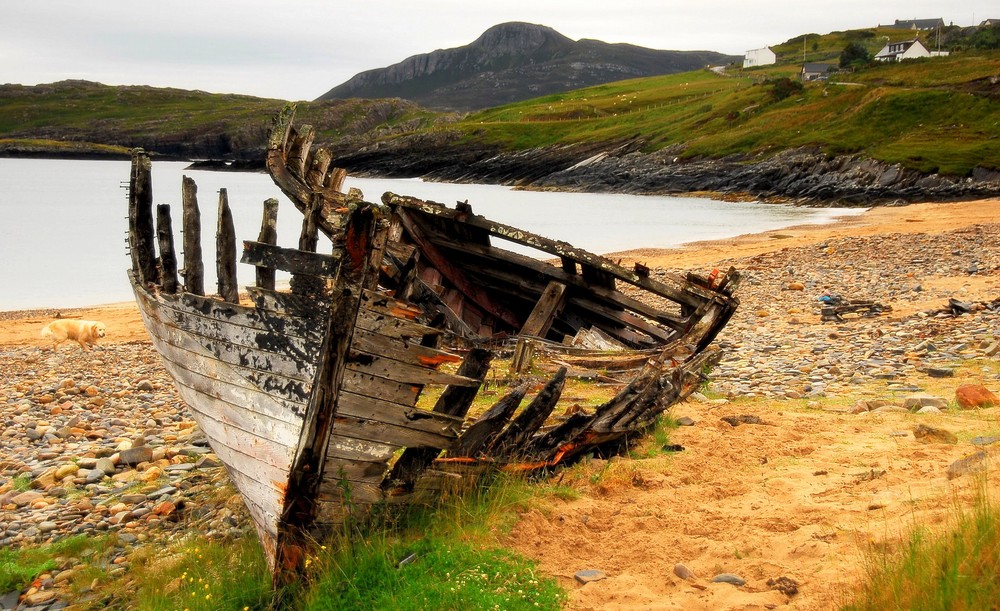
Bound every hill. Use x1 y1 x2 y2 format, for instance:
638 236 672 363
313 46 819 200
0 80 445 162
317 22 739 111
1 26 998 204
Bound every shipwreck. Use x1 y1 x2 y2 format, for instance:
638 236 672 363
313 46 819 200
125 106 740 582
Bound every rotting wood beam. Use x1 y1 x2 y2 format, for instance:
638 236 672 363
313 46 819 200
128 149 158 287
382 193 716 308
383 347 493 491
216 188 239 304
242 241 341 278
487 367 567 457
155 204 180 294
393 208 523 329
180 175 204 296
520 281 567 339
429 239 689 332
451 382 530 457
255 198 279 290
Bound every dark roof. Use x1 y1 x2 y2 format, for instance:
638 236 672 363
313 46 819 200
889 18 945 30
802 63 834 73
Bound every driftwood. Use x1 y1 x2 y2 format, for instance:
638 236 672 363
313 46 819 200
820 300 891 322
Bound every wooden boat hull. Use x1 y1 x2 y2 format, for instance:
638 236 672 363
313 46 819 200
125 107 741 583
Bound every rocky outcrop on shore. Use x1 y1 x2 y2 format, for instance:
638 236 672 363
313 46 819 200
339 137 1000 206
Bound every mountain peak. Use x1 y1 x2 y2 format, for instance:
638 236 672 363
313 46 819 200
318 24 739 111
469 22 573 56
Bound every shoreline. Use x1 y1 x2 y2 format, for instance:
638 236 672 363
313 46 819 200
2 197 997 349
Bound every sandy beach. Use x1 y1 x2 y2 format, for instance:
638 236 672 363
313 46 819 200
2 197 998 609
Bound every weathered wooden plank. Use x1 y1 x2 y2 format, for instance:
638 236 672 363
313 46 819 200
351 328 462 370
128 150 158 286
345 351 481 387
173 292 325 342
177 386 300 450
255 198 279 290
383 347 492 490
222 462 285 524
355 306 442 341
180 175 204 296
324 433 400 463
142 321 311 424
242 240 342 278
332 413 454 450
228 469 282 536
360 288 425 321
155 204 180 293
154 307 320 377
316 477 386 504
185 401 296 470
338 391 462 439
566 296 673 345
342 369 422 406
149 313 319 382
521 281 567 338
216 188 239 303
245 286 334 320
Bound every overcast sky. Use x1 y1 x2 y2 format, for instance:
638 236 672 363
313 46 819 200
1 1 993 101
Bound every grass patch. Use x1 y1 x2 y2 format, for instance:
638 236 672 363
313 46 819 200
0 534 112 594
94 473 562 610
844 484 1000 610
302 474 563 610
123 537 277 611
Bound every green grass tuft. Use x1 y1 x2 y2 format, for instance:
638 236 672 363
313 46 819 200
844 484 1000 610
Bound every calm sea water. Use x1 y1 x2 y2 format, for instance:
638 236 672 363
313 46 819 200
0 158 864 310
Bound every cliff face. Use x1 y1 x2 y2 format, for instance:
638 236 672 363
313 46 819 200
318 22 739 111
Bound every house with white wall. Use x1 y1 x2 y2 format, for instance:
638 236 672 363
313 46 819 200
874 39 931 61
743 47 776 68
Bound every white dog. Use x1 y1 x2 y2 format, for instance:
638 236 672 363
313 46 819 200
40 319 107 351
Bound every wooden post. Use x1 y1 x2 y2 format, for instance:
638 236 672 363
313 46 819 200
521 280 567 338
127 149 158 286
299 194 320 253
155 204 180 294
216 188 239 303
181 176 204 296
256 198 279 290
510 338 536 374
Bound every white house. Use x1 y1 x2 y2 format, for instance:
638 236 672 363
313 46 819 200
874 39 931 62
743 47 776 68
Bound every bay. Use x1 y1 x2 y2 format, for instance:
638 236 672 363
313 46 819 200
0 158 863 310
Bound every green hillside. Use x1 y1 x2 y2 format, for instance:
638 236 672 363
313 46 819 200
449 50 1000 176
1 31 998 178
0 80 443 159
